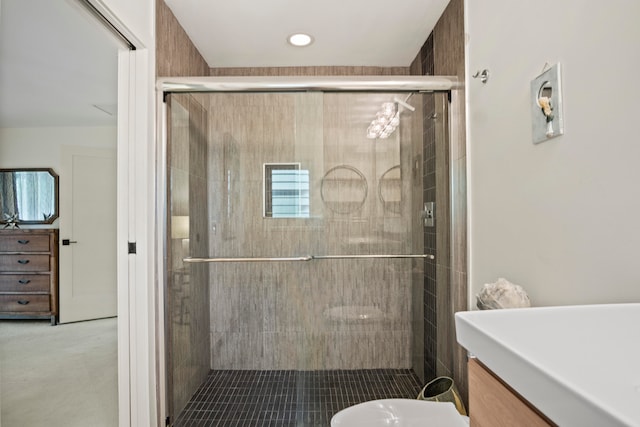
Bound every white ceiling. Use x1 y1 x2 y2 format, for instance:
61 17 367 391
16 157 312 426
0 0 450 128
0 0 122 128
165 0 450 68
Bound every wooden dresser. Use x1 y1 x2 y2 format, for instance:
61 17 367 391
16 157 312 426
0 229 59 325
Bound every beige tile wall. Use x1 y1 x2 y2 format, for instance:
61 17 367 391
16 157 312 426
206 92 423 370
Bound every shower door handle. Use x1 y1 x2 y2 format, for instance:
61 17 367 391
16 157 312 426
183 253 435 263
184 256 314 263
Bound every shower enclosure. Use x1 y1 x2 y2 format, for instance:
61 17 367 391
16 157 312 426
160 77 455 426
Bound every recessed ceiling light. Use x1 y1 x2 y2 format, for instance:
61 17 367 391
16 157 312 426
287 33 314 47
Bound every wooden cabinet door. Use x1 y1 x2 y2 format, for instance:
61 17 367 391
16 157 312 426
468 358 554 427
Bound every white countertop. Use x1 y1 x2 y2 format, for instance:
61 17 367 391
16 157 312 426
455 303 640 427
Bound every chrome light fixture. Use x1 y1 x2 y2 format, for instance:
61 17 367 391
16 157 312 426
366 97 415 139
366 102 400 139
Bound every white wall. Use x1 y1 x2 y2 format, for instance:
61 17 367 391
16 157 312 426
0 126 116 169
0 127 117 228
0 126 116 228
466 0 640 306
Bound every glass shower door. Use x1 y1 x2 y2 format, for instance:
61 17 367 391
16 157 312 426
165 89 442 426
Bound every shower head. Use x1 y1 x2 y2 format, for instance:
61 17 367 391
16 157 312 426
394 96 415 112
366 95 415 139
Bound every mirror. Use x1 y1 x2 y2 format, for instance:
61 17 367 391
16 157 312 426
0 168 59 224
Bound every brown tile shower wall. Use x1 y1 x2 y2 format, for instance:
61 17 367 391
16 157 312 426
166 94 211 416
209 66 410 76
156 1 212 418
408 56 428 383
204 66 427 373
410 33 438 383
156 0 209 77
205 92 422 370
434 0 468 402
410 0 468 402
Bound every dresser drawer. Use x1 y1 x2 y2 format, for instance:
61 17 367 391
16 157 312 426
0 254 50 272
0 274 50 292
0 234 51 252
0 294 50 313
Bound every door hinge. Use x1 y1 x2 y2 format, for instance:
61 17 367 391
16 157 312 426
165 416 171 426
128 242 137 254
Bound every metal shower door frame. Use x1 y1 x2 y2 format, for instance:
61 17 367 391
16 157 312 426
155 75 459 423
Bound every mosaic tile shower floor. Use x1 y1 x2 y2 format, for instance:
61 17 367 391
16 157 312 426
173 369 423 426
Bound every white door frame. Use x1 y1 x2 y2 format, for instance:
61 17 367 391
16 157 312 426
85 1 158 425
117 48 157 427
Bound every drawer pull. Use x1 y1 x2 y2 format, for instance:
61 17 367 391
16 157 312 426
17 300 30 305
18 279 32 284
17 259 30 265
17 239 30 244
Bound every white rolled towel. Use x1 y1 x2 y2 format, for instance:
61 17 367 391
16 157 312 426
476 277 531 310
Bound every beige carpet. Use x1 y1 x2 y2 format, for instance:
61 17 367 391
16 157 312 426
0 318 117 427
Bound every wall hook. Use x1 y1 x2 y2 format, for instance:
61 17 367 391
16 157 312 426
472 69 490 84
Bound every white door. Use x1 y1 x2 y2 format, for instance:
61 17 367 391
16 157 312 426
59 145 117 323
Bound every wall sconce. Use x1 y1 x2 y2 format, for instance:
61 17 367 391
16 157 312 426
531 63 564 143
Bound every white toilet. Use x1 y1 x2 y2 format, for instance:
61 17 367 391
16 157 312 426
331 399 470 427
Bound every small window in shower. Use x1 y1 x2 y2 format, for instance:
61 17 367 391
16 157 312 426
263 163 310 218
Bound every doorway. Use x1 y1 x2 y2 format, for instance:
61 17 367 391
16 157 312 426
0 0 129 425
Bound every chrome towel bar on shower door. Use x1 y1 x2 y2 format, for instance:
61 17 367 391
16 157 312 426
183 254 435 263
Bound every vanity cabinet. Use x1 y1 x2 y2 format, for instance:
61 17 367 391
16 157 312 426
0 229 59 325
468 358 555 427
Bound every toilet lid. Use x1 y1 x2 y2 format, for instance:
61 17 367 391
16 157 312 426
331 399 469 427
